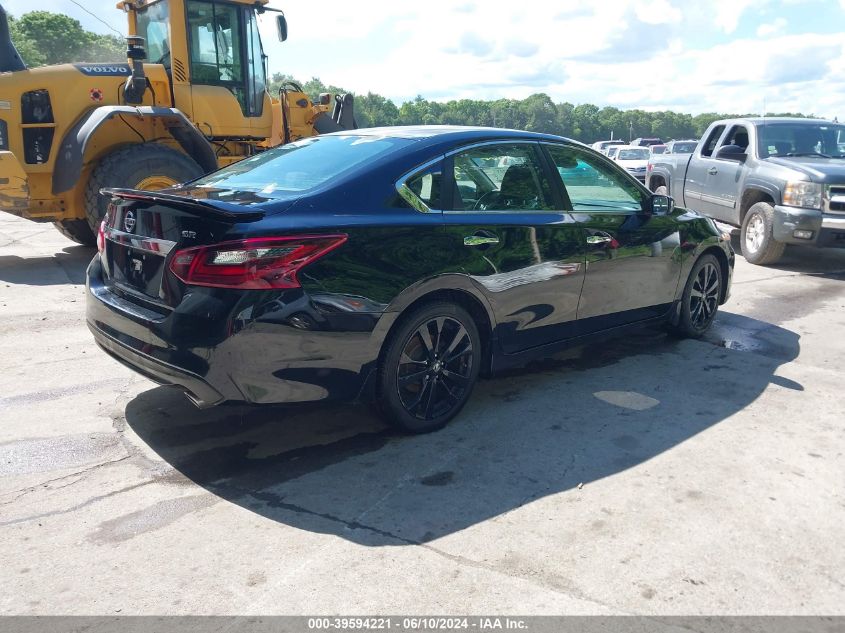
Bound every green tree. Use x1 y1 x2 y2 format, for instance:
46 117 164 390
9 11 126 66
8 15 45 66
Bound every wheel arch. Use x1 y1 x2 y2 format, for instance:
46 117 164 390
699 245 731 304
52 106 217 195
739 186 776 224
649 171 668 192
381 284 497 376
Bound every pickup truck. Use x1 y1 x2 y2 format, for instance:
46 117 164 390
646 117 845 264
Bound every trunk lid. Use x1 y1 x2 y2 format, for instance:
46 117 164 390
99 188 271 309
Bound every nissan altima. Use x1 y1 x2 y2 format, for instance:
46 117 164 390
87 126 734 433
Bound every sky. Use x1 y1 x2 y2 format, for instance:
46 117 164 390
10 0 845 117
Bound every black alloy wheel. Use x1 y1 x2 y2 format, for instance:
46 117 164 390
669 254 722 337
378 302 481 434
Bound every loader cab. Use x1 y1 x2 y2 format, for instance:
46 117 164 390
130 0 273 138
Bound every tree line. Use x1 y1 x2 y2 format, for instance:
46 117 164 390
8 11 813 144
271 74 813 144
9 11 125 66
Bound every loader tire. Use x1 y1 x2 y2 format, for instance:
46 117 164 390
53 218 96 246
84 144 205 232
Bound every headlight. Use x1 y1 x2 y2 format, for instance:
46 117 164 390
782 181 822 209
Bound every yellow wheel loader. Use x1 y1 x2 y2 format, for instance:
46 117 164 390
0 0 355 245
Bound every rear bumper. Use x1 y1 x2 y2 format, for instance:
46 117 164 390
773 205 845 248
90 320 225 408
0 150 29 215
86 255 391 408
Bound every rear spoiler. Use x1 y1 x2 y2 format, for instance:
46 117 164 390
101 188 265 222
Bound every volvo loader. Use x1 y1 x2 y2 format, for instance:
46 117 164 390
0 0 355 245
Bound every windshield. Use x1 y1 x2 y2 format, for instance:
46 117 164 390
136 0 170 66
757 122 845 158
194 135 410 195
617 148 649 160
673 141 697 154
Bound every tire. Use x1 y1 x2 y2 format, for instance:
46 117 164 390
53 218 96 246
84 144 204 232
740 201 785 265
377 302 482 434
668 254 723 338
654 185 668 196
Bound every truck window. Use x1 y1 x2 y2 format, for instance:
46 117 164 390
722 125 750 152
700 125 726 157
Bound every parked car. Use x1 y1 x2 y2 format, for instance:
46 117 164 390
631 137 664 147
87 126 733 433
614 146 650 182
591 140 626 154
650 144 667 155
664 140 698 154
647 117 845 264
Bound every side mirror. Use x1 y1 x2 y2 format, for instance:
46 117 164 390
714 144 747 162
650 193 674 216
276 14 288 42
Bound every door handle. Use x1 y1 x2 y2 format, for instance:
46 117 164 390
707 167 718 175
464 233 499 247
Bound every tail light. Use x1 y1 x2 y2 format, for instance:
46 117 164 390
168 235 347 289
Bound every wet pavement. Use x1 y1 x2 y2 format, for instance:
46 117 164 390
1 214 844 614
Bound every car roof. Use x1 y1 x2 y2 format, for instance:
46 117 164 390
325 125 576 145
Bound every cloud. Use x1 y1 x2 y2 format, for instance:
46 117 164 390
503 39 539 58
763 42 841 83
455 31 494 57
634 0 682 25
574 9 673 62
757 17 787 37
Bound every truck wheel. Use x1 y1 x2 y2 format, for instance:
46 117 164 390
654 185 668 196
53 218 95 246
741 201 785 265
84 144 205 232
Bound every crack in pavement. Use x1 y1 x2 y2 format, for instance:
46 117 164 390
0 472 150 527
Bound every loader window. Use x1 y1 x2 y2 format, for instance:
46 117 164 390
187 1 243 85
245 9 266 116
136 0 170 67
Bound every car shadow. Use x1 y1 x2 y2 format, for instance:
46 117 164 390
0 246 95 285
124 311 800 547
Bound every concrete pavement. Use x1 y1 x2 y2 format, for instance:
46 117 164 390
1 214 843 615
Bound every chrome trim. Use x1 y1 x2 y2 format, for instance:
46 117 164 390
823 184 845 215
393 155 445 215
443 138 542 158
105 225 177 256
821 216 845 229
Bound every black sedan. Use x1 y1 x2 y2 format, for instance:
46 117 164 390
87 126 734 433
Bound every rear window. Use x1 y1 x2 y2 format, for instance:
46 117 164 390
618 149 649 160
194 135 410 195
672 142 697 154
